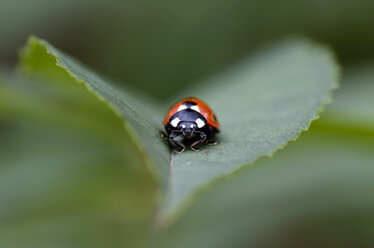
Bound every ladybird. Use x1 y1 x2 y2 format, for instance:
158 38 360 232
162 97 220 153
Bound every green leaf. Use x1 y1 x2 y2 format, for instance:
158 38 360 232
0 73 156 247
155 127 374 248
18 37 339 226
159 39 339 220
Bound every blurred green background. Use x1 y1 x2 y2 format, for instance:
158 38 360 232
1 0 374 99
1 1 374 247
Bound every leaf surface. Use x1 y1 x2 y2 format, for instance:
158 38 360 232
159 39 339 219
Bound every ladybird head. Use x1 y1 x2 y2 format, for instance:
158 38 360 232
178 121 197 137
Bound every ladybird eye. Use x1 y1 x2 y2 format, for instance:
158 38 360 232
190 124 194 128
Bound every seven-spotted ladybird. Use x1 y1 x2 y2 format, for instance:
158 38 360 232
162 97 220 153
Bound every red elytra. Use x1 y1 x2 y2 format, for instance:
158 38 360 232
163 97 220 129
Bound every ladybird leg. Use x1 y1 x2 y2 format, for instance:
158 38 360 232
169 131 185 153
160 131 169 141
206 140 219 145
190 131 207 152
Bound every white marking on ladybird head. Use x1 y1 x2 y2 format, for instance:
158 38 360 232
182 124 186 128
177 105 187 112
195 118 205 128
170 117 181 127
190 105 200 113
190 124 194 128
